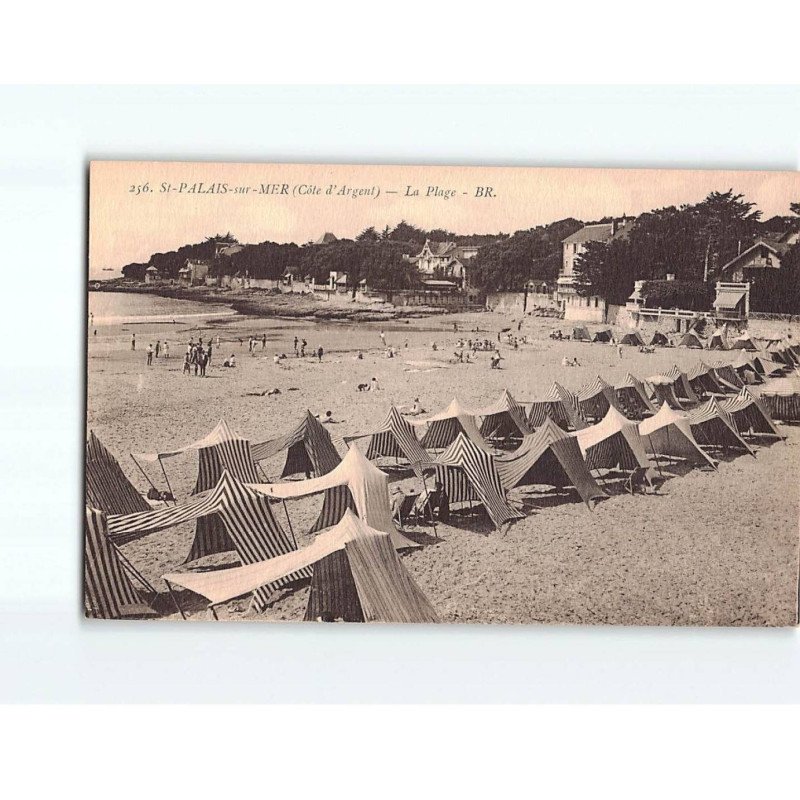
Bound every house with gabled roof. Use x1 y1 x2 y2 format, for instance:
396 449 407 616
556 217 633 321
408 238 482 290
718 233 797 282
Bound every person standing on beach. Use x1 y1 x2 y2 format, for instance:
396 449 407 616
380 330 386 346
155 340 161 358
262 334 267 350
146 343 153 366
207 342 212 365
199 349 208 377
183 350 191 375
164 340 170 359
317 346 324 363
617 344 624 360
301 339 307 357
131 334 136 351
294 336 299 355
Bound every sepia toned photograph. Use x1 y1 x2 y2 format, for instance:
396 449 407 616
86 160 800 626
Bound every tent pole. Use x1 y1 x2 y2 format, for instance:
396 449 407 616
130 453 161 497
209 605 219 621
648 435 664 479
113 542 156 595
158 457 177 505
420 470 438 540
260 464 297 548
164 580 186 620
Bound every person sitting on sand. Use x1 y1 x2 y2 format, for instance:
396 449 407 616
411 397 422 415
223 354 236 368
370 376 380 391
356 350 364 360
490 351 501 369
321 410 338 424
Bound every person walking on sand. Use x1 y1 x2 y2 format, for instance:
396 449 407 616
155 340 161 358
146 343 153 366
163 340 169 359
131 334 136 351
317 346 324 363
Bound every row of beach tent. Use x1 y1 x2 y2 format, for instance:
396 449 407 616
570 325 799 357
85 342 795 622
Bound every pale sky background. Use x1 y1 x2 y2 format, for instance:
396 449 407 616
89 161 800 277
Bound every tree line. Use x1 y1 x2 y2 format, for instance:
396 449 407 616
573 192 800 312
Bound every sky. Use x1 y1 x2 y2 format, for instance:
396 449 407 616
88 161 800 277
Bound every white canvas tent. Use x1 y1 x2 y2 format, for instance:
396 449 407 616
247 445 417 550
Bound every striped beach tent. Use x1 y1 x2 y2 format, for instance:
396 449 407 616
163 509 439 623
665 366 699 405
251 411 342 479
133 418 265 558
647 374 685 410
708 328 729 351
343 406 430 465
107 471 310 611
572 326 591 342
527 382 580 431
575 375 621 422
732 351 763 384
414 398 486 450
86 432 151 516
686 398 755 456
495 417 605 509
649 331 670 347
759 379 800 422
751 353 786 377
619 331 645 347
476 389 532 442
710 362 744 392
721 387 784 440
686 362 725 398
247 445 418 549
614 373 656 419
84 507 155 619
572 406 655 479
638 404 717 469
678 331 704 349
413 433 524 530
731 333 758 351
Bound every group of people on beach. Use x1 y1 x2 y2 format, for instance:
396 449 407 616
182 338 212 376
144 338 170 366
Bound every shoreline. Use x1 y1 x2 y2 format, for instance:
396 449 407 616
90 282 461 323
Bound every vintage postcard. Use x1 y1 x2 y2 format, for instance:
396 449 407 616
86 161 800 625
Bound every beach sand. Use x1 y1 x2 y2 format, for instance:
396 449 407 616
86 297 800 625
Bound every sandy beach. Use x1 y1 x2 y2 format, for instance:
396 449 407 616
87 292 800 625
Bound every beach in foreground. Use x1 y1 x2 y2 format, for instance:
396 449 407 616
87 292 800 625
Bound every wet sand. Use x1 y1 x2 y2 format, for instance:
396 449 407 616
86 299 800 625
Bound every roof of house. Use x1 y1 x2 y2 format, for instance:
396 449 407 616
720 238 793 274
562 220 633 246
314 232 338 245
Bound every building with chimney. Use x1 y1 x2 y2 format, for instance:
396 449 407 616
557 217 633 321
